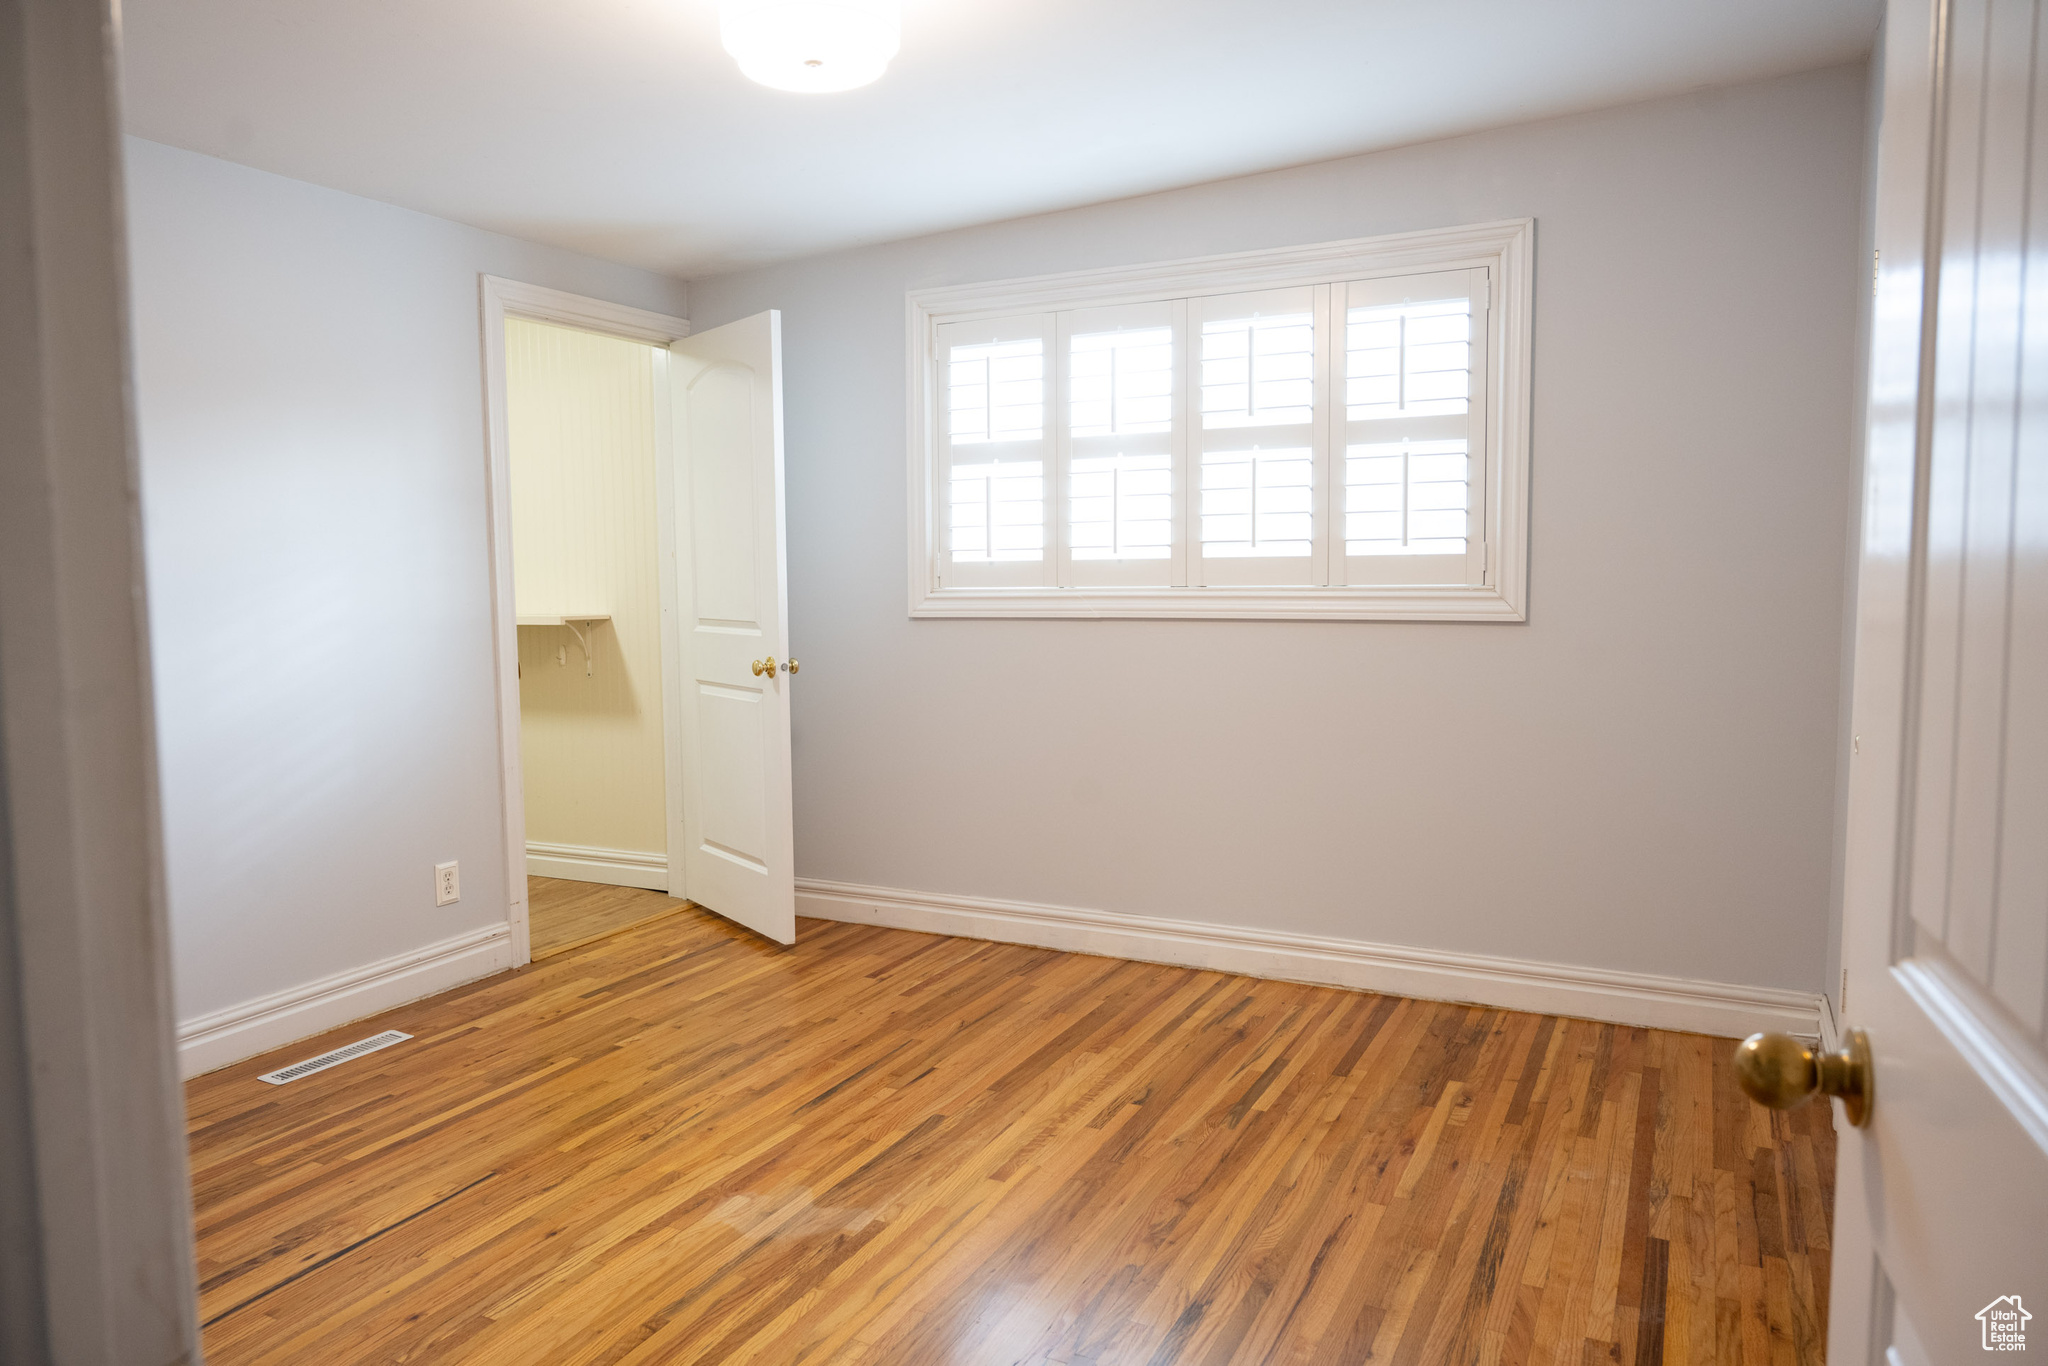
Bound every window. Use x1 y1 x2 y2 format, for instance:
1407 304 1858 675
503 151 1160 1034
942 321 1046 570
908 220 1531 619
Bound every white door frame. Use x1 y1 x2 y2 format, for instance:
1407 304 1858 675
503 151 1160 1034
478 276 691 965
1 0 204 1353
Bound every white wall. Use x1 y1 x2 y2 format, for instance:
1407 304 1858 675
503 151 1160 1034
688 64 1869 996
124 139 688 1039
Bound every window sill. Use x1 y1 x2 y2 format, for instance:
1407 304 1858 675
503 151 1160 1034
909 582 1526 621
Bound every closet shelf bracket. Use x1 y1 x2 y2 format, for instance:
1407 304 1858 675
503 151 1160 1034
516 614 611 676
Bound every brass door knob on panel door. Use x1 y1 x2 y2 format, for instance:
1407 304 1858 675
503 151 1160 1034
1733 1030 1872 1127
782 659 799 675
752 658 777 678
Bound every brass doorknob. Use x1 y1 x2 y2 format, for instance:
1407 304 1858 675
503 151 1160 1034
1733 1030 1872 1127
751 657 777 677
783 659 799 675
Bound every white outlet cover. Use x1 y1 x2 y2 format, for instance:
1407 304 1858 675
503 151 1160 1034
434 860 460 906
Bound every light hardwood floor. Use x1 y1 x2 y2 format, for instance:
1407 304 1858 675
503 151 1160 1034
186 907 1833 1365
527 875 691 959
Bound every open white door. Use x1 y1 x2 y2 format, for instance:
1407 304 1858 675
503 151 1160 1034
1827 1 2048 1360
670 311 795 944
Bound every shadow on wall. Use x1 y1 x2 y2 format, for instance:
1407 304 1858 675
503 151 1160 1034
518 622 646 718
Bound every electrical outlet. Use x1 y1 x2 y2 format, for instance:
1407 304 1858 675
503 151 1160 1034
435 861 460 906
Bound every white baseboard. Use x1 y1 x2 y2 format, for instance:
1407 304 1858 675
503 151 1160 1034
796 879 1822 1041
526 840 668 891
177 923 514 1079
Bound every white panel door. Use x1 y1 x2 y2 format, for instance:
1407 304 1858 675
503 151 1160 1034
671 312 795 944
1830 1 2048 1361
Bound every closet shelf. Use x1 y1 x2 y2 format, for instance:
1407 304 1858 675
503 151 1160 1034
517 614 610 675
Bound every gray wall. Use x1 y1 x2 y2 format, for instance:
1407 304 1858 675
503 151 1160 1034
124 139 688 1026
688 63 1870 994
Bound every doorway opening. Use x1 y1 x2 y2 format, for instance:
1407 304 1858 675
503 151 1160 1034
481 278 796 963
504 315 690 958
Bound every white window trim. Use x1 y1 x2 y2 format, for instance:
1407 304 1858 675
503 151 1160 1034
905 218 1533 621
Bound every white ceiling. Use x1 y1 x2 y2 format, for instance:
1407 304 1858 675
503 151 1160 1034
119 0 1880 280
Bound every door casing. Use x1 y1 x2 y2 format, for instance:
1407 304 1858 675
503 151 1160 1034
479 277 693 964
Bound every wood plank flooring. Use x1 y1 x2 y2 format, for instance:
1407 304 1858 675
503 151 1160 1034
186 908 1835 1365
528 876 691 959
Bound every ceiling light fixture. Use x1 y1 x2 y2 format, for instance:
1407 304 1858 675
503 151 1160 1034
719 0 901 93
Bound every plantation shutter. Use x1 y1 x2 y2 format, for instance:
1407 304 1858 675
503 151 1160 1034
1059 301 1184 588
1192 285 1329 586
1337 269 1489 588
938 315 1053 588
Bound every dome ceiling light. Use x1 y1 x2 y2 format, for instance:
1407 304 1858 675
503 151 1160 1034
719 0 903 93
